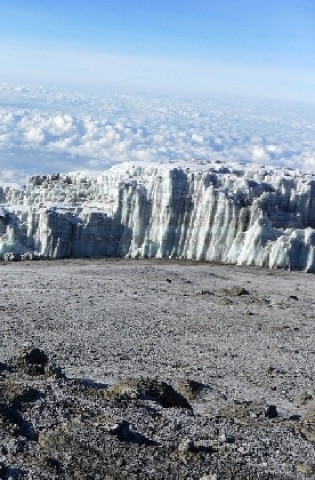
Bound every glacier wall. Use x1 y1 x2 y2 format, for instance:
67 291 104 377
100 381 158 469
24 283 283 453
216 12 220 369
1 161 315 271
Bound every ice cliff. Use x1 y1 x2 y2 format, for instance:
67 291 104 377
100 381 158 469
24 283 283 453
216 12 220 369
1 161 315 271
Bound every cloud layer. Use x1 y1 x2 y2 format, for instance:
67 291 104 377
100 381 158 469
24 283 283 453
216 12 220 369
0 84 315 183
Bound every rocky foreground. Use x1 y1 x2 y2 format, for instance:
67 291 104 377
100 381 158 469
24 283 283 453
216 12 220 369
0 258 314 479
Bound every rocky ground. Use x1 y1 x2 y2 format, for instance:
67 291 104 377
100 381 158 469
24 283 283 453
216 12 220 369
0 258 314 479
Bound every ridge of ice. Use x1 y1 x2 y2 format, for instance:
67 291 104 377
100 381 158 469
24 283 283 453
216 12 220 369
1 160 315 271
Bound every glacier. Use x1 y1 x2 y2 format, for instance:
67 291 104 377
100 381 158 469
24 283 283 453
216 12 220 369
1 161 315 272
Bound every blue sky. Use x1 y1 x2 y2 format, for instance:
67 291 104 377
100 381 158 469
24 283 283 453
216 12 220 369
1 0 315 100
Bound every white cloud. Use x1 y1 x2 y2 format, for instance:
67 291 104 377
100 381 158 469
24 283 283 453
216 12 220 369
251 146 270 163
0 169 19 183
302 153 315 172
0 85 315 183
24 126 46 144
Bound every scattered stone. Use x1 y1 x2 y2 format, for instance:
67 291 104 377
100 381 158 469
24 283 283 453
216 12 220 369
216 297 232 305
296 463 315 475
219 433 235 444
106 421 133 441
296 425 315 443
178 439 195 453
229 286 250 297
304 401 315 422
293 393 314 407
289 414 300 421
218 286 249 297
267 366 286 376
237 446 249 454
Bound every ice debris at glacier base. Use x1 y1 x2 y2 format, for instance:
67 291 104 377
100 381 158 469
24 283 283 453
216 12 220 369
1 161 315 272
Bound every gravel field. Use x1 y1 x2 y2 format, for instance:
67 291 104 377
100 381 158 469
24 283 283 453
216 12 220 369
0 258 314 479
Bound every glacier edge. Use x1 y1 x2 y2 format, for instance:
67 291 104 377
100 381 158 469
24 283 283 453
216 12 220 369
1 161 315 272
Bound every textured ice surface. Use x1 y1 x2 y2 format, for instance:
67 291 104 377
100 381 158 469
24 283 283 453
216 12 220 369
1 161 315 271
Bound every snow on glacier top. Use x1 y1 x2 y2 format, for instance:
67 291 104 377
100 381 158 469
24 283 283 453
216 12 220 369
1 158 314 202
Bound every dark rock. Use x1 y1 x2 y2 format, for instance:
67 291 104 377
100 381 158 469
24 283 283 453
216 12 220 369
289 295 299 301
219 433 235 444
0 462 6 479
23 348 48 365
45 456 64 475
289 414 300 421
265 404 278 418
3 467 26 479
0 362 9 374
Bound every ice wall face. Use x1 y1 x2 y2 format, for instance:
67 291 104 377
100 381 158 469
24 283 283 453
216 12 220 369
1 162 315 271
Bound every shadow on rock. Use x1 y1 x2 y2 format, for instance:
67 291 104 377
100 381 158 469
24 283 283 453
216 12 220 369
106 420 159 445
0 402 38 440
176 379 210 400
105 377 192 410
